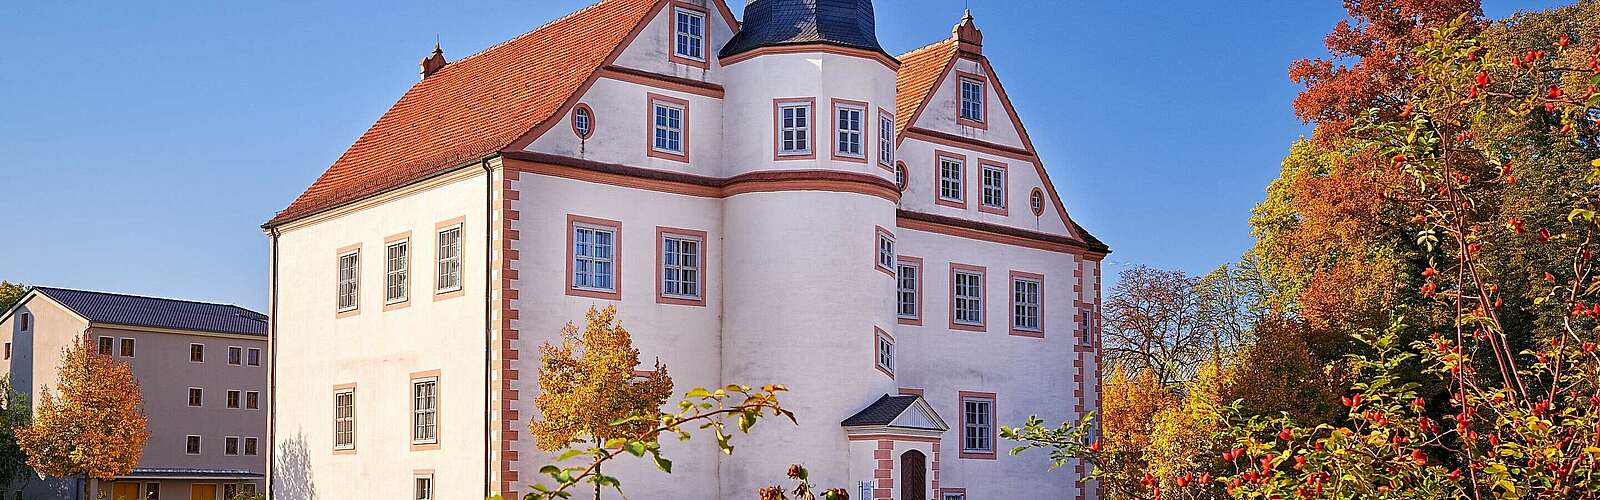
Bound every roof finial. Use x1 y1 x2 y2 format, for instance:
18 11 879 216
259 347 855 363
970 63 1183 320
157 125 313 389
953 8 983 56
420 39 448 80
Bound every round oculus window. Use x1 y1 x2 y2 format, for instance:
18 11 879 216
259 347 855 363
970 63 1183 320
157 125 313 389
573 104 595 139
1030 188 1046 216
895 162 908 192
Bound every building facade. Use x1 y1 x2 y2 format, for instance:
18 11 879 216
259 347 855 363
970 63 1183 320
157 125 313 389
0 287 268 500
265 0 1107 499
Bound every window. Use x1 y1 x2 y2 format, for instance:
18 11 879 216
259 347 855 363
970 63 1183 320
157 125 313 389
1012 273 1043 335
227 390 241 409
875 227 895 274
333 388 355 450
1030 188 1046 217
896 259 921 323
960 393 996 458
941 492 967 500
190 343 204 363
246 391 260 410
960 76 985 124
878 111 895 167
436 226 462 294
937 155 965 206
895 162 908 191
120 338 135 357
980 163 1007 213
412 378 438 445
573 104 594 139
244 437 258 456
833 101 865 160
672 7 706 62
146 482 160 500
97 336 113 356
385 239 409 304
3 342 9 360
775 100 813 157
659 230 704 303
228 346 242 366
185 435 201 455
188 388 203 407
247 348 261 366
225 436 240 456
337 250 359 312
572 222 617 293
415 473 435 500
650 95 687 159
17 313 28 331
875 328 894 377
951 265 986 330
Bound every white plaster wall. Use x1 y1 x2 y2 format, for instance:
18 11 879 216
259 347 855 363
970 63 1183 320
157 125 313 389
611 0 735 84
896 137 1073 237
271 170 490 500
914 57 1027 149
720 51 899 181
526 78 725 179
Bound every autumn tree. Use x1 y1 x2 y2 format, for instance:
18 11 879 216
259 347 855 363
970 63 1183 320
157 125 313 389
1103 267 1211 386
1095 366 1174 498
0 376 32 498
0 283 25 313
15 336 150 493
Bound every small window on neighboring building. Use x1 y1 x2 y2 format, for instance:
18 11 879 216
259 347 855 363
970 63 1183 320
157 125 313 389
3 342 9 361
228 346 242 366
145 482 160 500
573 104 595 139
188 388 203 407
1030 188 1046 217
960 77 985 123
878 111 895 167
572 223 617 293
227 390 241 409
120 338 135 357
247 348 261 367
412 378 438 445
224 484 239 499
189 343 205 363
875 228 895 273
660 232 703 300
385 239 409 305
897 261 920 321
651 97 686 156
17 313 28 332
834 102 865 159
673 7 706 62
953 268 985 327
939 156 964 203
1013 275 1042 333
942 492 966 500
981 163 1006 211
415 473 435 500
436 226 463 294
97 336 114 356
246 391 260 410
224 436 240 456
776 101 812 157
185 435 201 455
244 437 258 456
333 388 355 450
337 250 360 312
962 395 995 455
875 329 894 376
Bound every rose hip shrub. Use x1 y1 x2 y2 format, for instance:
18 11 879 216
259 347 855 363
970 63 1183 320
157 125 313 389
1009 18 1600 499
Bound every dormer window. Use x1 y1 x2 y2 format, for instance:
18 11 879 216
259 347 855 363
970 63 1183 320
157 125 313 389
958 73 988 128
673 7 707 63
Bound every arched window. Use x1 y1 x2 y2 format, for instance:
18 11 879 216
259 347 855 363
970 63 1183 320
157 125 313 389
572 104 595 139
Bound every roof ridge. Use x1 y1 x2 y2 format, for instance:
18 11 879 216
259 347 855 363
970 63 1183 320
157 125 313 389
896 38 954 59
442 0 630 71
34 286 263 316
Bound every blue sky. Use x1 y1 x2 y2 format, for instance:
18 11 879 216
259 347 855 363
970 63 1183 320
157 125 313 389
0 0 1568 311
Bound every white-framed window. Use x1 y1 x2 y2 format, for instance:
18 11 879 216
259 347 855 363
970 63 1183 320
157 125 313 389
246 391 260 410
878 111 895 167
187 388 203 407
895 162 907 191
16 313 28 332
673 7 706 61
1013 277 1042 332
960 77 985 123
652 100 685 155
897 262 920 320
835 103 865 158
333 388 355 450
228 346 242 366
185 435 201 455
436 226 462 294
247 348 261 366
953 269 984 326
981 164 1006 210
224 436 240 456
412 378 439 445
573 105 594 139
415 473 435 500
875 330 895 375
661 233 702 299
189 343 205 363
244 437 259 456
572 224 617 292
777 102 812 156
876 229 895 272
119 338 135 357
939 156 964 202
96 336 113 356
337 250 360 312
385 239 409 304
962 396 994 453
1030 188 1046 217
227 390 241 409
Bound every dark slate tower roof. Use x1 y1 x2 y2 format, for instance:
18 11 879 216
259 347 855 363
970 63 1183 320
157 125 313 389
719 0 890 60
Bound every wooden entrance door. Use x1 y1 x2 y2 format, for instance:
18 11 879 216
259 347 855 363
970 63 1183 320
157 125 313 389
190 484 216 500
111 483 139 500
901 449 927 500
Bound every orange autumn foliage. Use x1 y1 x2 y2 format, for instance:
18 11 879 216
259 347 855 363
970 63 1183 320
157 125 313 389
14 335 150 480
530 306 674 452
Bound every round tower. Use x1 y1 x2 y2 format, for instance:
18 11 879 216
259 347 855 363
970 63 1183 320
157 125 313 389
717 0 902 494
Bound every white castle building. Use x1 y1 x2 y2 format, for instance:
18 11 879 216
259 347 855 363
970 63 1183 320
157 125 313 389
263 0 1107 499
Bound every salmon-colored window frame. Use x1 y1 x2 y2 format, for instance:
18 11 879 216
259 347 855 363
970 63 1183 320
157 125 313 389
876 108 896 171
667 2 711 69
957 391 997 460
1009 271 1045 338
934 150 968 209
566 214 623 301
899 387 924 396
410 369 441 451
572 103 596 140
949 263 987 332
955 70 989 130
335 243 362 318
894 161 909 192
874 226 896 276
772 97 817 160
646 93 690 163
896 256 924 326
383 231 412 311
433 217 466 301
977 160 1008 216
830 98 870 163
874 327 895 379
655 226 708 307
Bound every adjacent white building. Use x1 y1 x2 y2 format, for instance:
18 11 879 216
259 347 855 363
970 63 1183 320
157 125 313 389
264 0 1108 499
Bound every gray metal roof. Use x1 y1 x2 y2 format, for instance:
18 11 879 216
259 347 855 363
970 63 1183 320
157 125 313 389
720 0 890 59
33 287 267 337
841 394 921 427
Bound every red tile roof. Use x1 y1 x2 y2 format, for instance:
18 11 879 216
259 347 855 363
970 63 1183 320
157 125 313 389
893 39 956 137
268 0 660 226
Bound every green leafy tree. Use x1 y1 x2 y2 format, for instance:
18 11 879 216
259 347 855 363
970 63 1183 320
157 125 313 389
0 283 25 313
0 376 32 499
